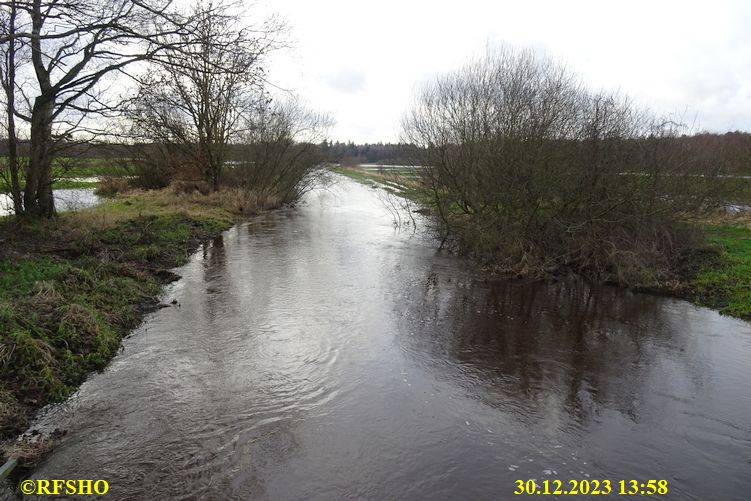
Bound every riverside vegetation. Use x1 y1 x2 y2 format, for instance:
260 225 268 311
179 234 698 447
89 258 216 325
0 186 293 453
396 47 751 320
336 162 751 320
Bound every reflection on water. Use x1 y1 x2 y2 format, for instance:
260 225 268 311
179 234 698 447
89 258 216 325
18 179 751 500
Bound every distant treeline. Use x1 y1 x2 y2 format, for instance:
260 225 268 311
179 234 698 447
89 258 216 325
672 132 751 173
0 140 421 166
318 141 423 166
0 140 423 166
1 134 748 172
322 134 751 171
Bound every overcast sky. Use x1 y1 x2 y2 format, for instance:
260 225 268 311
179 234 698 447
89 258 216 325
258 0 751 143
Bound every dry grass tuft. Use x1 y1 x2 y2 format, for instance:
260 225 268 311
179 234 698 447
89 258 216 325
169 180 211 196
0 389 27 437
4 436 54 467
212 188 281 214
94 176 132 198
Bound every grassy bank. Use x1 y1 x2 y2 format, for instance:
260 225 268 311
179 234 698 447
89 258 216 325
333 166 378 185
333 166 428 203
689 224 751 318
0 187 275 453
52 158 127 178
335 165 751 321
0 179 98 192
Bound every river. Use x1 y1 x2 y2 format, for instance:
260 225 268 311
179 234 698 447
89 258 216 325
17 178 751 499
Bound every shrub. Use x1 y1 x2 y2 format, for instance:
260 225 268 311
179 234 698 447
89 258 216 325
170 180 211 196
228 98 331 204
402 47 730 285
95 176 131 197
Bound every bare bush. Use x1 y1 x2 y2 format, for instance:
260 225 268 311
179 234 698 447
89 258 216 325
227 98 332 204
402 47 728 284
126 143 185 190
170 180 211 196
95 177 131 198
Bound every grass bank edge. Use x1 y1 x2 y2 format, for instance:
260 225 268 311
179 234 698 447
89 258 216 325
0 188 264 458
689 224 751 318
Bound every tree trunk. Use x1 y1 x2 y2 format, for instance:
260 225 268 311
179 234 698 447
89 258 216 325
25 96 56 218
204 141 222 192
6 105 22 215
211 152 222 192
4 1 23 215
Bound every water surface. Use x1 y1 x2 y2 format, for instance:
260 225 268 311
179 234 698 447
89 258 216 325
0 188 99 216
22 179 751 500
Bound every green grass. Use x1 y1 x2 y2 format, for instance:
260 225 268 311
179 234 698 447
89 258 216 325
78 190 237 230
53 158 129 178
1 156 127 181
52 179 98 189
0 262 133 404
0 178 98 192
1 156 127 197
333 166 379 185
99 214 198 265
0 259 66 299
333 165 433 205
691 224 751 318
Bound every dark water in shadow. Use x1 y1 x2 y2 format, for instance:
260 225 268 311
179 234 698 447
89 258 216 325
19 179 751 500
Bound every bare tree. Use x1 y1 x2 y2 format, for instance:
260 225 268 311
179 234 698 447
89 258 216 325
127 0 285 191
0 0 201 218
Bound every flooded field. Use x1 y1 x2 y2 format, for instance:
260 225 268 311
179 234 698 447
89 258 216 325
0 188 100 217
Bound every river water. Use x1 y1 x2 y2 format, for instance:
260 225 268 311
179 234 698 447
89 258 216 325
20 178 751 499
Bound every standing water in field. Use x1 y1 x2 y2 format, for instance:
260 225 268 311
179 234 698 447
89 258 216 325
18 178 751 500
0 188 99 217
